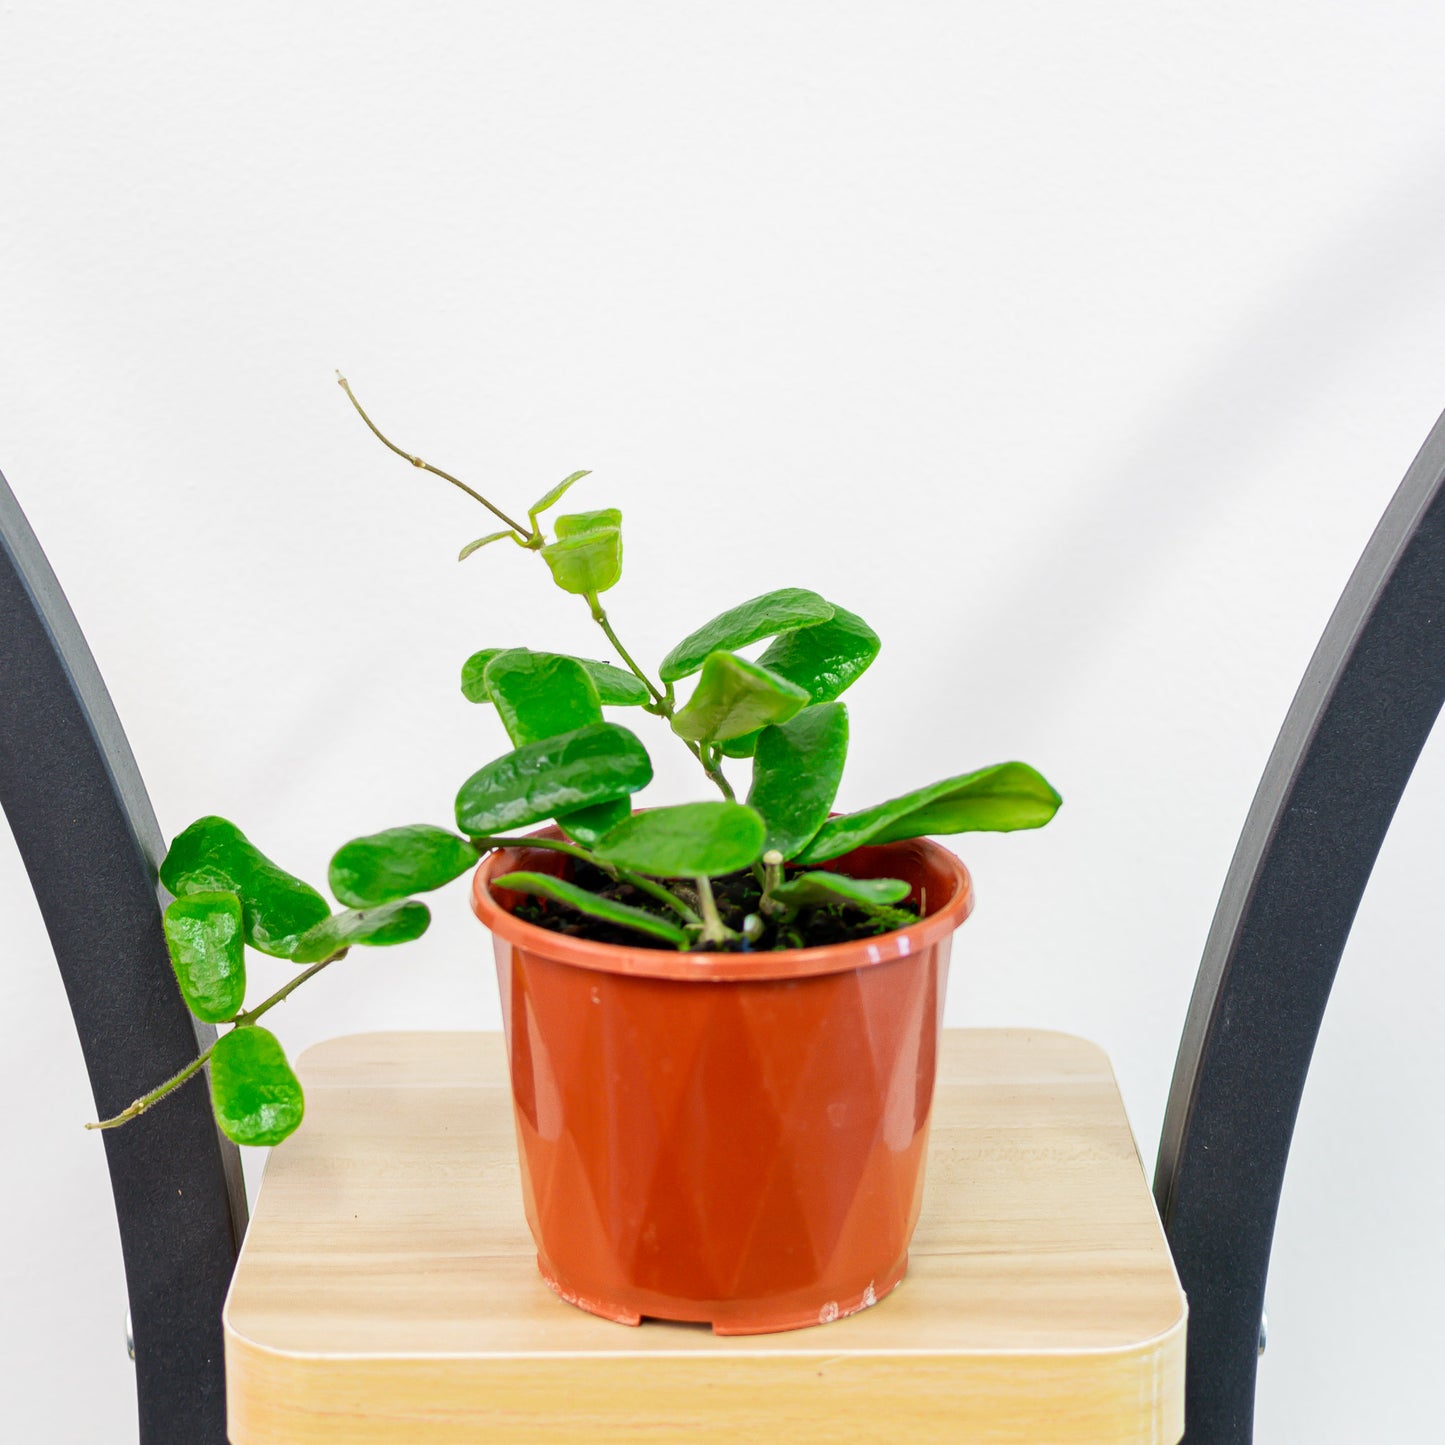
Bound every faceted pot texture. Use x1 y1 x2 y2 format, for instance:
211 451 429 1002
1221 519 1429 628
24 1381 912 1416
471 833 973 1335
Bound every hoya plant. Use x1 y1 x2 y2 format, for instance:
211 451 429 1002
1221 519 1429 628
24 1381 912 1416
88 379 1060 1148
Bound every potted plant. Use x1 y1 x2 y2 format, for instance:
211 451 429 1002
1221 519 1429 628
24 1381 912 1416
92 378 1061 1335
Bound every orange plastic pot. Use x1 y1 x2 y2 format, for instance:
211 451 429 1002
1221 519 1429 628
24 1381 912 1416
471 833 973 1335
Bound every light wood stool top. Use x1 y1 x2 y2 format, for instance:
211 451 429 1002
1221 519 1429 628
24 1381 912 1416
225 1029 1185 1443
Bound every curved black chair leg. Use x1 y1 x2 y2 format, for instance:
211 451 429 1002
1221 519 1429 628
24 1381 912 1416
1154 410 1445 1442
0 470 248 1445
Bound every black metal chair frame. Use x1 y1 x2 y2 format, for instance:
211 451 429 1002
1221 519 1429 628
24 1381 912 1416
5 404 1445 1442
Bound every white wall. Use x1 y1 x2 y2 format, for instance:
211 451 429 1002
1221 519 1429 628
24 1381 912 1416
4 4 1444 1439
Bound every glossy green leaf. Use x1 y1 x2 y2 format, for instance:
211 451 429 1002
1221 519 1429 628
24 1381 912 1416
478 651 634 843
461 649 649 707
554 507 621 538
455 722 653 837
795 762 1063 863
719 605 880 757
746 703 849 858
541 526 622 595
658 588 834 683
210 1026 304 1147
161 817 330 959
457 530 516 561
769 872 911 910
289 900 431 964
593 802 766 877
485 650 602 745
460 648 504 702
527 469 591 526
491 871 689 945
329 825 479 908
579 660 650 706
670 652 809 743
163 892 246 1023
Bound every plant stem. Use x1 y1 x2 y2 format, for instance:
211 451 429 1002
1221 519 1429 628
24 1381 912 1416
85 1044 217 1131
85 956 342 1131
588 598 666 708
233 957 337 1027
476 833 615 873
693 873 735 947
337 373 533 538
760 849 785 916
619 870 701 923
585 597 737 801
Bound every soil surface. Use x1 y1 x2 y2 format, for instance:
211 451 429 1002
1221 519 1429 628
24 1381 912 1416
511 861 919 953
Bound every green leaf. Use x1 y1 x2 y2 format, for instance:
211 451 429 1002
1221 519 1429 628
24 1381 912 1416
161 817 330 959
746 703 849 858
554 507 620 538
210 1026 305 1147
163 892 246 1023
769 872 912 910
479 651 636 842
461 648 504 702
593 802 766 877
461 649 649 707
579 659 650 706
795 762 1063 864
541 526 622 596
289 900 431 964
455 722 653 837
329 825 479 908
457 530 516 561
659 588 835 683
718 605 880 757
528 469 591 527
670 652 809 743
491 871 689 946
485 650 603 746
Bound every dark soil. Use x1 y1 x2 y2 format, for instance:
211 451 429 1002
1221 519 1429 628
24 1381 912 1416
511 861 919 953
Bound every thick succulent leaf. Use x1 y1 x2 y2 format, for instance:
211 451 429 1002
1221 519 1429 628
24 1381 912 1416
455 722 653 837
462 649 649 707
527 468 591 525
460 648 504 702
458 530 516 561
769 872 911 910
593 802 766 877
671 652 809 743
289 900 431 964
554 507 621 538
659 588 835 683
485 650 602 746
477 652 636 841
720 605 881 757
795 762 1063 863
163 892 246 1023
161 817 330 959
329 825 479 908
491 871 689 945
210 1026 305 1147
578 659 650 706
541 526 622 595
746 703 849 858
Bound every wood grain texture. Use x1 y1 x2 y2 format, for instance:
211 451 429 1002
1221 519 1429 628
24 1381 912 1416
225 1030 1185 1443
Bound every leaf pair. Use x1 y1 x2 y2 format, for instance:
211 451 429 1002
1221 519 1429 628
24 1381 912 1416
159 817 439 1149
659 588 880 757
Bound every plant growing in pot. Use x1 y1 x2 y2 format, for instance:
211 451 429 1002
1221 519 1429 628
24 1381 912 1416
92 379 1061 1336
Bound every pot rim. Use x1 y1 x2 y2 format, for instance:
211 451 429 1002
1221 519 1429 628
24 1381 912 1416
471 828 973 982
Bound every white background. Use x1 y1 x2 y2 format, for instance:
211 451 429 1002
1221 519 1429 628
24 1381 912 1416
4 4 1445 1439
